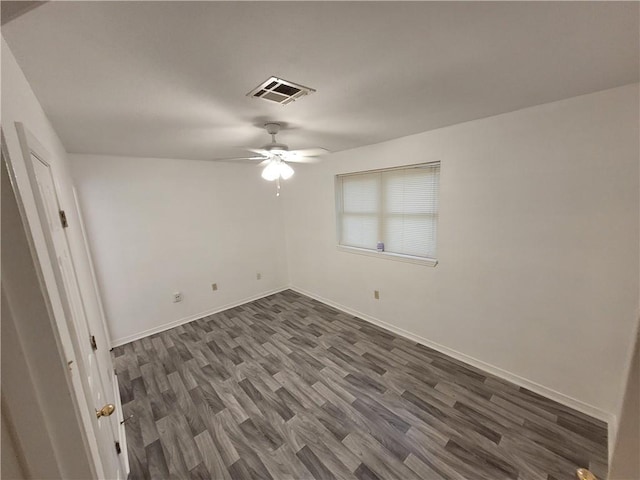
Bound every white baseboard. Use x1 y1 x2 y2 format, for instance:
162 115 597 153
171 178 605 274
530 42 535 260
111 284 614 431
607 315 639 464
110 286 290 347
289 285 615 427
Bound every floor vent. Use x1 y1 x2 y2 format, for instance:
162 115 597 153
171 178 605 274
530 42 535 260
247 76 315 105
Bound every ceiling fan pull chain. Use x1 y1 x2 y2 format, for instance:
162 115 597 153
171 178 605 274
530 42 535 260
276 177 281 197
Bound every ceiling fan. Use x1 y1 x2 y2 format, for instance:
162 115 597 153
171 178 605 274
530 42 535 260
214 122 328 194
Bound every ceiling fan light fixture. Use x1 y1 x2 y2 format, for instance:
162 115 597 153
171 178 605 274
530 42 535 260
213 122 323 191
261 161 280 181
278 161 294 180
261 159 294 181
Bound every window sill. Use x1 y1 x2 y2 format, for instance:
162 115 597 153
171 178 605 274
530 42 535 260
336 245 438 267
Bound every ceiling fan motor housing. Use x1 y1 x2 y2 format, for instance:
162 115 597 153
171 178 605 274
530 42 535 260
262 123 289 153
263 142 289 154
264 122 281 135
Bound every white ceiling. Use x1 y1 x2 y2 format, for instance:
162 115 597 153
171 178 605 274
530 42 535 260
3 1 638 161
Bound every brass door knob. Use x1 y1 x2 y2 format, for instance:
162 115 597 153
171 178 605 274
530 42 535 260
96 404 115 419
576 469 597 480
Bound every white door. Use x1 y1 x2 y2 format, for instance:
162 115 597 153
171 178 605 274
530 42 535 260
21 132 125 479
71 185 130 476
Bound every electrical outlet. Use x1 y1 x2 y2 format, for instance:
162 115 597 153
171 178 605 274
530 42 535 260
257 273 262 280
211 283 218 291
374 290 380 300
172 292 183 303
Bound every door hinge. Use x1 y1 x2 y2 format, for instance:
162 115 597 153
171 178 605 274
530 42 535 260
59 210 68 228
90 335 97 351
115 441 121 455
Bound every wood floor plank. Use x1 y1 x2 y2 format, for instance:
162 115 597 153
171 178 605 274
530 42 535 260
196 404 240 467
291 411 361 474
145 439 170 479
404 452 460 480
342 431 422 480
116 290 607 479
156 414 191 478
257 444 313 480
193 430 230 480
296 445 338 480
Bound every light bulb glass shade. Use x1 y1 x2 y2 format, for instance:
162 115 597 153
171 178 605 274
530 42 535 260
278 161 294 180
261 161 280 181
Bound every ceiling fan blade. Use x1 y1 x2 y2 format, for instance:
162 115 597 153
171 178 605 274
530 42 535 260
282 148 328 163
211 156 268 163
289 148 329 157
248 148 270 156
281 156 321 164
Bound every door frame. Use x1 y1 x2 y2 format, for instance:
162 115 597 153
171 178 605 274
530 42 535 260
5 122 120 478
2 133 85 479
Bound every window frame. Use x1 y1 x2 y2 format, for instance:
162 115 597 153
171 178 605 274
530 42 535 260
335 161 440 267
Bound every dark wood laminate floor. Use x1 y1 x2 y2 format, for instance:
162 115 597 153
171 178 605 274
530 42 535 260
113 290 608 480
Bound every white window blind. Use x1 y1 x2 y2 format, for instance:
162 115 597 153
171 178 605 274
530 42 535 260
336 162 440 260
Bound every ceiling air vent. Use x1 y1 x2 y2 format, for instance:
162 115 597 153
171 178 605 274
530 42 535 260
247 76 315 105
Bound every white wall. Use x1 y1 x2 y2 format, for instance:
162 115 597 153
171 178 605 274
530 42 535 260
69 154 289 345
1 397 27 479
283 84 639 419
6 18 638 471
1 37 95 479
1 38 108 349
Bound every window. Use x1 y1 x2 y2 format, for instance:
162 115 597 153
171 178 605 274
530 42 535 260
335 162 440 265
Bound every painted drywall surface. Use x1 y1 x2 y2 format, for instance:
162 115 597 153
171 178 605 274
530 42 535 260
69 154 289 344
1 37 95 479
283 84 640 416
1 400 27 479
2 36 115 394
1 285 56 480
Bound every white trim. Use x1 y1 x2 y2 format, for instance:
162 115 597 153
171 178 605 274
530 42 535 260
336 160 441 177
13 123 105 478
289 285 614 426
337 245 438 267
112 374 129 478
608 422 617 466
71 186 114 346
112 283 614 429
110 286 290 347
608 314 640 463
